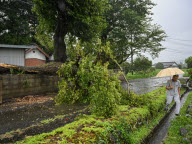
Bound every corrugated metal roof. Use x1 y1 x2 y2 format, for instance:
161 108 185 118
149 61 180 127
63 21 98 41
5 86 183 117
0 44 36 49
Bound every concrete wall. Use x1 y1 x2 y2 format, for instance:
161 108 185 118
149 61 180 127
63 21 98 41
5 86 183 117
0 48 25 66
0 74 60 101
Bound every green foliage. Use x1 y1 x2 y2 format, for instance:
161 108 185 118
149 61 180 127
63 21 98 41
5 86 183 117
101 0 166 65
10 68 14 74
9 68 25 75
164 92 192 144
121 62 131 74
156 62 164 69
126 69 161 79
133 56 152 73
56 42 123 117
187 68 192 79
113 118 132 143
15 87 178 144
33 0 108 62
35 32 54 55
178 64 182 69
0 0 36 45
89 62 122 117
123 88 166 117
185 56 192 68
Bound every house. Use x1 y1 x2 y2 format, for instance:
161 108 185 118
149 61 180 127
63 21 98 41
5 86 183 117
153 62 178 69
25 45 50 66
161 62 178 68
0 44 50 67
0 44 36 66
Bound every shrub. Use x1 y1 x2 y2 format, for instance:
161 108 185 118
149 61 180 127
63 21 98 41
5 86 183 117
187 68 192 79
56 42 125 117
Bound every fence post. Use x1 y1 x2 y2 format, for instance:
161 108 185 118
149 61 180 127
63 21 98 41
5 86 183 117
0 79 2 104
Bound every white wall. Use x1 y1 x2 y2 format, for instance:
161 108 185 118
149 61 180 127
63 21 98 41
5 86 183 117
0 48 25 66
25 49 46 60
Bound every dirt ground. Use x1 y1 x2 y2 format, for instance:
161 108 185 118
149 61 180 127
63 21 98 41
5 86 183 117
0 94 56 112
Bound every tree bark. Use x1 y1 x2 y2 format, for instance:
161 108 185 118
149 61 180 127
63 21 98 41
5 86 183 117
131 50 134 75
54 15 67 62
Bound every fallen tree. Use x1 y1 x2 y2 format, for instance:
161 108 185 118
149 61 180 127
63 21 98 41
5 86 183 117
0 62 62 75
56 41 130 117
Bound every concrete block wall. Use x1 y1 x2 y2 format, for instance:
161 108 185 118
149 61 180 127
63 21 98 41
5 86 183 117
0 74 60 101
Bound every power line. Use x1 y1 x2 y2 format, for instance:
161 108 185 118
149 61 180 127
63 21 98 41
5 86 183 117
165 48 183 53
167 37 192 42
165 40 192 47
164 50 186 54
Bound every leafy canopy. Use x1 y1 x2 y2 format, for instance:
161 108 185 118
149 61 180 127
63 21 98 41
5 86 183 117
155 62 164 69
0 0 36 44
185 56 192 68
134 56 152 72
33 0 108 41
101 0 166 64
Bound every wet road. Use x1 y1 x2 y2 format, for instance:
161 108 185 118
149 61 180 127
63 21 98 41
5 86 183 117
122 76 170 95
148 92 189 144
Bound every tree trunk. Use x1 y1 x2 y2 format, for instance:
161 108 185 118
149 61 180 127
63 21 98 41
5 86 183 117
54 16 67 62
130 33 134 75
131 52 134 75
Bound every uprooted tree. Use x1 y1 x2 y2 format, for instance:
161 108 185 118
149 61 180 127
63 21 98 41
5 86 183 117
56 41 130 118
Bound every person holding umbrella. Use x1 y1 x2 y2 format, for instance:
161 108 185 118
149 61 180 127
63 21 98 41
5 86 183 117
156 68 185 116
164 74 181 116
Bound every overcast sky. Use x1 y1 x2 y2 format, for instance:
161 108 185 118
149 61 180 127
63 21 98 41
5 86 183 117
145 0 192 64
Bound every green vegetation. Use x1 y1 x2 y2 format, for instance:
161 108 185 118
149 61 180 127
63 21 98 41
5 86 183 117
185 56 192 68
126 69 161 79
164 92 192 144
56 42 123 118
182 69 192 79
0 1 36 45
182 69 189 77
101 0 166 66
33 0 107 62
155 62 164 69
133 56 152 73
15 87 171 144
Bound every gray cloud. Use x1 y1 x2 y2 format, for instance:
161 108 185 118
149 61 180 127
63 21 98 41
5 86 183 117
147 0 192 64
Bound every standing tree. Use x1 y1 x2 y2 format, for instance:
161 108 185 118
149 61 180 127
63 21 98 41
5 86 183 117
185 56 192 68
33 0 107 62
0 0 37 45
134 56 152 73
155 62 164 69
101 0 166 73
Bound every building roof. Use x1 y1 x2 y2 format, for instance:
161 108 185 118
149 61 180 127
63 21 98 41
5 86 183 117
160 62 178 67
0 44 36 49
25 45 50 59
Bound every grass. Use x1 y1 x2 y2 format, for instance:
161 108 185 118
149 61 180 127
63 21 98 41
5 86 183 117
164 92 192 144
14 87 170 144
126 69 161 79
